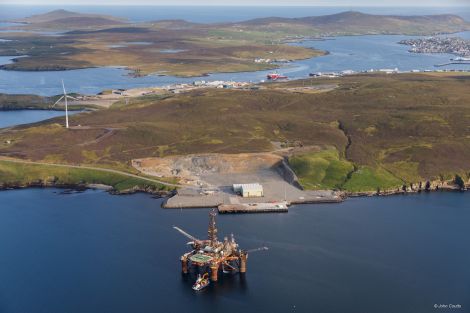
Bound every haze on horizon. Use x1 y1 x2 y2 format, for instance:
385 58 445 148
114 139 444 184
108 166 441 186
3 0 469 6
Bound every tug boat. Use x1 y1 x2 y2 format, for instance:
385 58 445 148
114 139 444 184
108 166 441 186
192 273 210 291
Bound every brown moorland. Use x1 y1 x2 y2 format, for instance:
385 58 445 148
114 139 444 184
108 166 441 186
0 73 469 191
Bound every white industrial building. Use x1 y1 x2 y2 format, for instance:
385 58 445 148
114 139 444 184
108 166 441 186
233 183 264 198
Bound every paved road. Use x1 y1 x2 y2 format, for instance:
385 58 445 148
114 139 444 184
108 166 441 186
0 157 182 188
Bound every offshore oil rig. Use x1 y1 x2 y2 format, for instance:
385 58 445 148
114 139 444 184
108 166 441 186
174 210 267 282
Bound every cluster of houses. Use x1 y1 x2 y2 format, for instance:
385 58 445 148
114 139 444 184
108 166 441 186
164 80 253 93
399 37 470 57
254 58 292 64
309 67 470 78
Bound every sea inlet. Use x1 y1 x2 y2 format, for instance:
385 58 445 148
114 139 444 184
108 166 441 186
0 188 467 313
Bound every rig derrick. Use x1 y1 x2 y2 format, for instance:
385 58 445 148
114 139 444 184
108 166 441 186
173 209 267 283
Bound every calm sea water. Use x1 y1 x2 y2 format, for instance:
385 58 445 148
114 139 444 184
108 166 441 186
0 110 70 128
0 188 468 313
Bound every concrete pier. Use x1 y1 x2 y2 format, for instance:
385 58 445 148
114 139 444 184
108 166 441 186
163 182 343 212
218 202 288 213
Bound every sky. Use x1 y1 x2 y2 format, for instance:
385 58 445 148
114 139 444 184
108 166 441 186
3 0 470 6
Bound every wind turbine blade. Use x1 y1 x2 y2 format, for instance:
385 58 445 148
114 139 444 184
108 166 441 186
66 95 79 101
62 79 67 96
54 96 65 105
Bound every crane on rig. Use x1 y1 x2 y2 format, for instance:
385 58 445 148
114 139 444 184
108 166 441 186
174 209 268 283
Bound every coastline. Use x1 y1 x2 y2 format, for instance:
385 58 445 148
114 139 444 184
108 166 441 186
0 180 466 212
2 29 468 81
0 50 324 78
0 106 85 111
0 180 172 197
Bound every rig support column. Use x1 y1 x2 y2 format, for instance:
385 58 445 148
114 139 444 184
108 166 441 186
181 256 188 274
239 252 248 273
210 263 219 282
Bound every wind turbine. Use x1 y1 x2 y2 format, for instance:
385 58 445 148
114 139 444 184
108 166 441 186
52 80 77 129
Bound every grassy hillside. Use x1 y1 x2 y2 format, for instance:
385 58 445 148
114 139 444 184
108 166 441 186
0 160 171 193
0 93 92 111
1 73 469 192
14 9 126 28
241 11 470 36
289 148 354 190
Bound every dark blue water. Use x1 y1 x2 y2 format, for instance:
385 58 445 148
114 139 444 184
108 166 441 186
0 110 70 128
0 188 468 313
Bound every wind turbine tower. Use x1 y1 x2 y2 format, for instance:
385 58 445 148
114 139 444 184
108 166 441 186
52 80 77 129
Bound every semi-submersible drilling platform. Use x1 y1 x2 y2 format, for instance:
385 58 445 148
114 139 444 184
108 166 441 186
174 210 267 282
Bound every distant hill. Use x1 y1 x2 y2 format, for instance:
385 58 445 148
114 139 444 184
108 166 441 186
10 9 470 35
240 11 470 35
14 9 126 28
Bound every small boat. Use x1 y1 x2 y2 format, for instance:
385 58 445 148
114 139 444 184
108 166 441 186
192 273 210 291
267 73 288 80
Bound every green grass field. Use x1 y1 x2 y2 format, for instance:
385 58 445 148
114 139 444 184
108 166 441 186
289 148 354 190
342 166 403 192
288 148 406 192
0 161 171 193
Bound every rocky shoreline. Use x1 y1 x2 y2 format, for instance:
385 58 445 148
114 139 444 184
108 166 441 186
0 181 172 197
347 179 467 197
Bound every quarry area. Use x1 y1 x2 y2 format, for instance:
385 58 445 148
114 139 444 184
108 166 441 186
132 152 342 212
